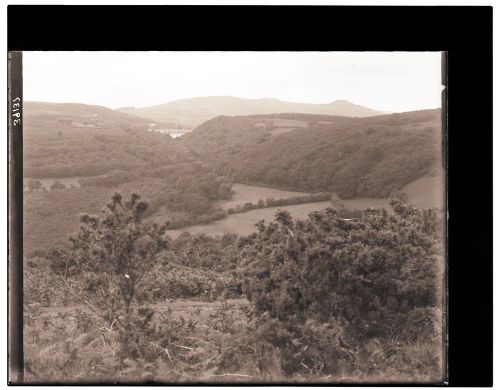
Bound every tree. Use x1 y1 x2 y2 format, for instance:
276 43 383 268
330 192 343 208
217 182 233 200
389 189 409 203
243 202 254 211
27 179 43 192
265 197 275 207
68 192 169 365
50 181 66 191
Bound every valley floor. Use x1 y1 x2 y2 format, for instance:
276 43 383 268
166 201 331 239
165 173 445 238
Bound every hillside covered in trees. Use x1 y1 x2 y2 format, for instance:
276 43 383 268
24 104 443 255
182 109 442 198
23 103 233 255
24 102 171 178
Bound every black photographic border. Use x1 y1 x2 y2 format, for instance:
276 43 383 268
7 5 493 387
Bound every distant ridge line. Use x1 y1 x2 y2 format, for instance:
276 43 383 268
116 96 387 129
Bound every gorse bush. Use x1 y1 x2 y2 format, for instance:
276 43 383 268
25 258 76 307
169 233 240 272
137 263 238 302
67 192 169 366
239 200 441 375
136 233 242 301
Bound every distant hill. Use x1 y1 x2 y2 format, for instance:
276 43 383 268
183 109 443 199
117 96 385 129
23 102 178 178
25 101 156 129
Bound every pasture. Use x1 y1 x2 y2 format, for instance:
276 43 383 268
218 183 310 210
400 170 445 209
166 201 332 239
166 173 445 239
268 118 308 136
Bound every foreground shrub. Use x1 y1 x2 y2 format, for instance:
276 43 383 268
137 263 239 301
169 233 240 273
25 258 77 306
65 192 169 366
253 316 355 376
239 200 442 376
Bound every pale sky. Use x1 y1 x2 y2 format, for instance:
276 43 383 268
23 51 442 113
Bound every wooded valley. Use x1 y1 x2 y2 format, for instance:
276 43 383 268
22 101 445 383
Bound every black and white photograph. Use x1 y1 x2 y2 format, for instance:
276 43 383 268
8 49 448 384
7 4 497 387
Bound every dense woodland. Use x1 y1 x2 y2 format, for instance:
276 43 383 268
23 106 232 255
183 110 442 198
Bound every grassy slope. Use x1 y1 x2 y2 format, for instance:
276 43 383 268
166 201 332 239
164 172 445 239
400 168 445 209
216 183 310 210
24 101 155 127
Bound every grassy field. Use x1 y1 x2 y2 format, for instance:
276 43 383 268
217 183 310 210
400 170 445 209
165 173 445 239
166 201 332 239
271 118 308 128
268 119 308 136
338 171 445 211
